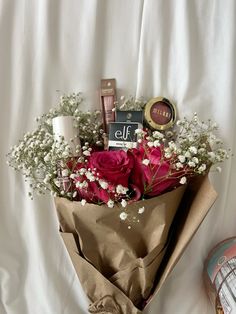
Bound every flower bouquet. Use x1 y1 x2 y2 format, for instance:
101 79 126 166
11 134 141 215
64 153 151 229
7 88 229 313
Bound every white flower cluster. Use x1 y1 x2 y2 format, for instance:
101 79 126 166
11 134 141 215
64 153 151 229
36 93 104 146
7 92 104 198
136 113 230 185
7 128 74 198
114 96 147 111
119 206 145 224
66 162 131 207
172 114 229 177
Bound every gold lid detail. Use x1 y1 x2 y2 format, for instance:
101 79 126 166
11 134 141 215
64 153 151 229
144 97 176 130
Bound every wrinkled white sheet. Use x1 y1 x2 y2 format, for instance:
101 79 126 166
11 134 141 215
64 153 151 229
0 1 236 313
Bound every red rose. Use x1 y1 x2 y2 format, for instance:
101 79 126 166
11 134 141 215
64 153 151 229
88 150 134 188
129 146 180 197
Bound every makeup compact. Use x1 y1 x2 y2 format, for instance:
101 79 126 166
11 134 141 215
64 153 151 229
144 97 176 130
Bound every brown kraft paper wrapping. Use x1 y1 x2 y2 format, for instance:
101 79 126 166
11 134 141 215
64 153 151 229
54 175 217 313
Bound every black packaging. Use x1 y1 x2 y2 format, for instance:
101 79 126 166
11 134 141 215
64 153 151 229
116 110 143 124
108 122 142 150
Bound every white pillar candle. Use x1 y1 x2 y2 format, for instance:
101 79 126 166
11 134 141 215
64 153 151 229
52 116 81 155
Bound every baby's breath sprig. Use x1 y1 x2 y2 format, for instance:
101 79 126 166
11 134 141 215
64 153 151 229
136 113 230 187
36 93 104 146
173 113 230 175
7 92 104 198
114 95 147 111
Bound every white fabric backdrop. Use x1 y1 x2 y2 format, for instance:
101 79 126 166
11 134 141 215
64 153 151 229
0 0 235 313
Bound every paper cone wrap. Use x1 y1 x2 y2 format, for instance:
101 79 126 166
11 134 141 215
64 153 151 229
54 175 217 313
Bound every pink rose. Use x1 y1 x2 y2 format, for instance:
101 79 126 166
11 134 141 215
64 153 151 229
88 150 134 188
129 146 180 197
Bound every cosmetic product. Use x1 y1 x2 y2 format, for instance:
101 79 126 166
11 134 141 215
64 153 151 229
52 115 81 194
52 116 81 156
108 122 142 150
144 97 176 130
100 79 116 133
116 110 143 124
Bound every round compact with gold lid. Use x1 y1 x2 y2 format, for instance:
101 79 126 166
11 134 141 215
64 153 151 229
144 97 176 130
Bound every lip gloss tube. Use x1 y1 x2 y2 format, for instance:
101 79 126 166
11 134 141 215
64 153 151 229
100 79 116 134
